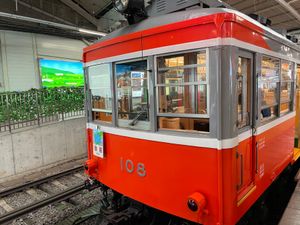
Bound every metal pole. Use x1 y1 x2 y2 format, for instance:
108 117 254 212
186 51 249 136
15 0 18 11
6 93 11 133
36 91 40 126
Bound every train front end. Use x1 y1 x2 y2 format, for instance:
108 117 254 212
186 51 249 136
82 8 230 225
85 124 220 225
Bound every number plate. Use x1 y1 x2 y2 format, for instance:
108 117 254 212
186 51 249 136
93 129 104 158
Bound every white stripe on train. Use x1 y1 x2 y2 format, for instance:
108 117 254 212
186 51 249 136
87 112 295 150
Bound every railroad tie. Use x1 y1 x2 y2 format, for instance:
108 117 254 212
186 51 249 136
51 180 68 189
74 173 86 180
0 199 14 212
25 189 39 200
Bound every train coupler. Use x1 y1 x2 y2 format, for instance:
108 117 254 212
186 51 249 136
84 177 101 191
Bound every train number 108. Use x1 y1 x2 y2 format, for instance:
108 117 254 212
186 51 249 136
120 158 146 177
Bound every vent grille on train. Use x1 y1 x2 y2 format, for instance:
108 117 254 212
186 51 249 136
177 0 188 6
147 0 231 17
157 0 167 12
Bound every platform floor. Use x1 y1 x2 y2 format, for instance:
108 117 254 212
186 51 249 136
294 148 300 162
279 169 300 225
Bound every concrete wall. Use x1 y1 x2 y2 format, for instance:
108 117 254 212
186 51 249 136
0 30 86 91
0 117 86 180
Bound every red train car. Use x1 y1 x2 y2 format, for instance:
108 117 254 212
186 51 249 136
83 7 300 225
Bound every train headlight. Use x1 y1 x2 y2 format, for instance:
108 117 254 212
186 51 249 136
114 0 129 13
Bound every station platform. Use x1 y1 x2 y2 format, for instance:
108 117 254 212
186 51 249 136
279 168 300 225
294 148 300 162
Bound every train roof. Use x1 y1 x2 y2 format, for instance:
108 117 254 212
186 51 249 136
84 8 300 54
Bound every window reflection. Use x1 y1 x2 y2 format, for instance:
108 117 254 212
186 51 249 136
88 64 112 123
237 57 251 129
116 60 149 130
158 117 209 132
157 51 209 132
280 61 293 115
260 56 280 122
261 82 278 107
280 82 292 114
261 57 280 79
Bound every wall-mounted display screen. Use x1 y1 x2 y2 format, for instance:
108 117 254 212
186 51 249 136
40 59 84 88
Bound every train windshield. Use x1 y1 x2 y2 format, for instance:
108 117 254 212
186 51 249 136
89 64 113 123
116 60 150 130
87 50 210 133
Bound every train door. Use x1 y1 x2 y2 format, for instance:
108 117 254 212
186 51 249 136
236 51 255 201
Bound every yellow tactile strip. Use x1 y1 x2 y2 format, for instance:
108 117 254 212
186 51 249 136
294 148 300 162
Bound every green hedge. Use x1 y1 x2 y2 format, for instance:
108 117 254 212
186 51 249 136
0 87 84 123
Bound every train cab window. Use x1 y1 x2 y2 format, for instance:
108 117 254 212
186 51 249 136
280 61 294 115
156 51 209 132
115 60 150 130
260 56 280 122
88 64 113 123
237 57 251 129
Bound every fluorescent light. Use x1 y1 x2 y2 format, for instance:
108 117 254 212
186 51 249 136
79 28 107 36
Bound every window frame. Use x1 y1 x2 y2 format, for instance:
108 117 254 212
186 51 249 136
86 63 115 125
114 57 152 131
279 60 294 115
154 48 210 119
259 55 281 123
258 55 297 125
236 51 254 132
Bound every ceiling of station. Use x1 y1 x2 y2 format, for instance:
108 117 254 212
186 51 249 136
74 0 112 17
1 0 300 41
223 0 300 32
0 0 124 33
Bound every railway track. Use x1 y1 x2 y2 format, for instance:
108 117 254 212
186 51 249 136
0 166 88 224
0 166 83 198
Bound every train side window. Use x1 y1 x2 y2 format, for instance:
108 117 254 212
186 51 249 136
237 57 251 129
115 60 150 130
260 56 280 122
88 64 113 123
280 61 294 115
156 51 209 132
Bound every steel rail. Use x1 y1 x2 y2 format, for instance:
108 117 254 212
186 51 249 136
0 165 83 198
0 184 86 224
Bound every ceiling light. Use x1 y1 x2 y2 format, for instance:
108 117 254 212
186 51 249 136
79 28 106 36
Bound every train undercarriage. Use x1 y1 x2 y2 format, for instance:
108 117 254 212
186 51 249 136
84 179 198 225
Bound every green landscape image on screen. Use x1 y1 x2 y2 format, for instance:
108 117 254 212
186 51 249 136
40 59 84 88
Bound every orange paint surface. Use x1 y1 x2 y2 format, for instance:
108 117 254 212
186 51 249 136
83 13 271 63
86 118 294 225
